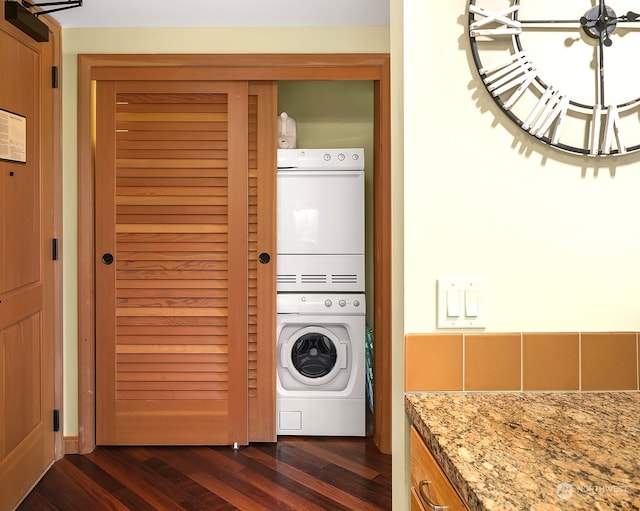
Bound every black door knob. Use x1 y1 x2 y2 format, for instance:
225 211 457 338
258 252 271 264
101 253 114 265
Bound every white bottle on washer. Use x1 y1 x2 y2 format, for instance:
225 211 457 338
277 112 297 149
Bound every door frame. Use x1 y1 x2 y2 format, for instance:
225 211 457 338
76 53 392 454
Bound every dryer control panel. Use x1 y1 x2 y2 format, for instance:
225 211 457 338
277 293 365 315
277 148 364 170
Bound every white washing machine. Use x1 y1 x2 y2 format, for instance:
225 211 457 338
276 293 366 436
277 148 365 293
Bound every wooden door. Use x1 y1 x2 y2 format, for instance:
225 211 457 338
95 80 264 445
247 83 277 442
0 24 59 511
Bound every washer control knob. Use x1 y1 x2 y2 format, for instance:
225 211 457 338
353 299 361 307
324 299 332 307
352 153 360 160
323 153 331 161
339 299 347 307
338 153 345 161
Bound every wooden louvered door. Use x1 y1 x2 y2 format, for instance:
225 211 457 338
247 83 277 442
95 79 270 445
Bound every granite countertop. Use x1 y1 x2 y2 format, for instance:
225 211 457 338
405 392 639 511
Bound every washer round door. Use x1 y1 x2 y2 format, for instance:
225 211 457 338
279 325 349 389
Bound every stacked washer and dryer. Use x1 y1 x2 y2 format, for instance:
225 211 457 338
276 148 366 437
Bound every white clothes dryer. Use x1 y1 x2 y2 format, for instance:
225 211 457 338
277 148 365 293
276 293 366 436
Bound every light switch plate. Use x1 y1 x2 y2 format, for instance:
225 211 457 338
437 278 488 328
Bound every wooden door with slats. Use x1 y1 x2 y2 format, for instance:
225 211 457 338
247 83 277 442
95 79 272 445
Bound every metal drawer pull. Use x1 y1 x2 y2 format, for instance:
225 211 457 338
418 480 448 511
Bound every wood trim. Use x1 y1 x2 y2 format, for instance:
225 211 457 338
48 20 64 464
76 53 96 455
77 53 392 454
373 58 393 454
90 67 384 82
79 53 388 76
63 436 79 455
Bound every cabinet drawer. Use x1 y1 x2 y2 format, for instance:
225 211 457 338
410 426 467 511
411 487 426 511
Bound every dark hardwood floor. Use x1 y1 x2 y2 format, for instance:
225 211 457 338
17 436 391 511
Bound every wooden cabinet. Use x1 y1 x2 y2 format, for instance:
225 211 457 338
410 426 468 511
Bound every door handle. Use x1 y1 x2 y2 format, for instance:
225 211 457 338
101 253 114 265
258 252 271 264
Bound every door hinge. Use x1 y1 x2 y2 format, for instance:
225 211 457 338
52 66 59 88
52 238 59 260
53 409 60 432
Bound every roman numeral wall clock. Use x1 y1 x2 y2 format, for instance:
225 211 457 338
468 0 640 156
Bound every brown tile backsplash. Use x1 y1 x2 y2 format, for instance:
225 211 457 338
464 334 521 391
581 332 638 391
405 332 640 393
523 333 579 391
405 334 463 392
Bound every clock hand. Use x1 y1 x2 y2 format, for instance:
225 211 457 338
579 16 595 28
597 0 614 46
520 19 582 24
598 25 606 105
519 10 638 25
588 10 640 23
620 11 640 22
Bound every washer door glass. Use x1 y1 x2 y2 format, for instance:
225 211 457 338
291 332 337 379
280 325 349 388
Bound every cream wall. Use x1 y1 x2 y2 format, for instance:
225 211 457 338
400 0 639 509
403 0 640 335
389 1 407 511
